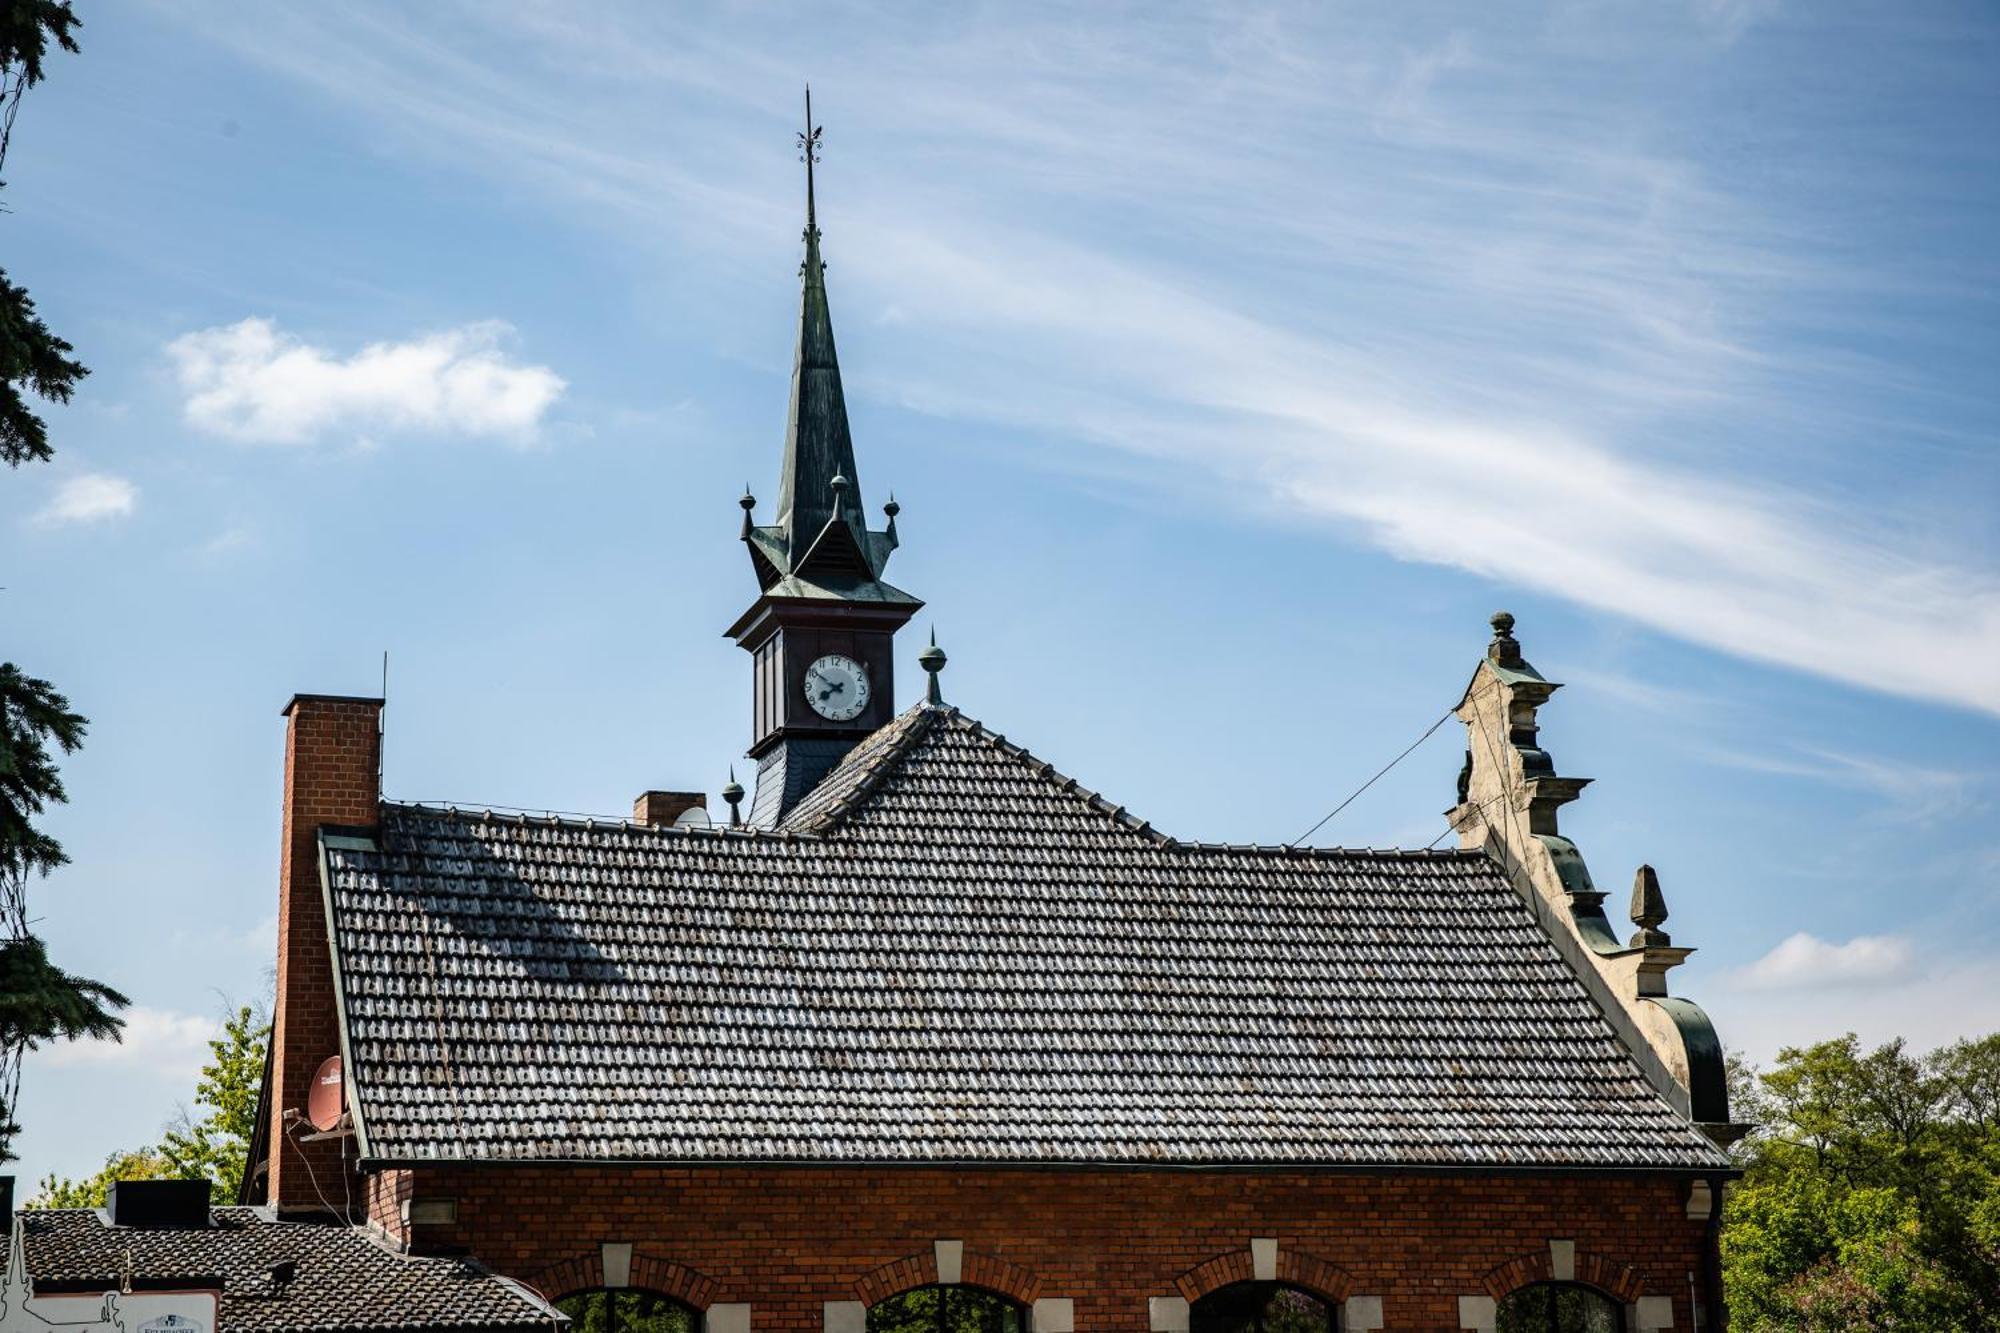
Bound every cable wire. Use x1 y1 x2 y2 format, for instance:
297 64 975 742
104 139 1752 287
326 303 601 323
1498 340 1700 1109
1287 708 1455 847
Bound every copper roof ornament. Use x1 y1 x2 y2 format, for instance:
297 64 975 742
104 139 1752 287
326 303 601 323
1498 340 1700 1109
918 628 947 705
721 767 745 827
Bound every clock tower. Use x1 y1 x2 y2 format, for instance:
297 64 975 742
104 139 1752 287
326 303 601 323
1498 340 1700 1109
724 93 921 825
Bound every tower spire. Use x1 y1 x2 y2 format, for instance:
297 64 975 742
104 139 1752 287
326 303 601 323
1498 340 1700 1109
725 95 922 826
769 86 865 561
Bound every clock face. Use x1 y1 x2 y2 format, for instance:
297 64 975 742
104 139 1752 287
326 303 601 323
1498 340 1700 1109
803 653 871 722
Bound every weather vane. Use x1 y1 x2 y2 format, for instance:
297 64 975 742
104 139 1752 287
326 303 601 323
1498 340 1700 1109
798 86 823 237
798 87 823 167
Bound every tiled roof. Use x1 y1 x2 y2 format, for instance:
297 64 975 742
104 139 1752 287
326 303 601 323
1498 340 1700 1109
323 703 1730 1171
12 1207 558 1332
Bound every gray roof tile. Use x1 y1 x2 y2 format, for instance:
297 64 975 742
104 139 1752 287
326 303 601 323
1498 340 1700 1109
324 704 1729 1171
13 1207 557 1332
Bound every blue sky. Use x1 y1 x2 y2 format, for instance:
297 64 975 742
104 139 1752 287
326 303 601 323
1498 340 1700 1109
2 1 1996 1188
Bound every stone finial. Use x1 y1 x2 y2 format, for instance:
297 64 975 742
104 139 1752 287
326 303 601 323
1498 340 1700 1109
918 628 947 704
739 486 756 538
1487 610 1523 668
1629 864 1671 947
721 767 745 827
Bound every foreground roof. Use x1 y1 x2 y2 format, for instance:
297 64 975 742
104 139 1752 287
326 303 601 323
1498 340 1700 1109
321 703 1730 1172
12 1207 557 1333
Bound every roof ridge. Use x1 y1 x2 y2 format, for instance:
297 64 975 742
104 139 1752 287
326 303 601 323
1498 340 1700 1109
935 707 1179 848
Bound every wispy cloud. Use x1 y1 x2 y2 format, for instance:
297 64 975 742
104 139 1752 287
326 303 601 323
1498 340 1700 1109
36 472 137 526
166 317 566 446
1704 744 1985 823
160 2 2000 715
1734 931 1917 991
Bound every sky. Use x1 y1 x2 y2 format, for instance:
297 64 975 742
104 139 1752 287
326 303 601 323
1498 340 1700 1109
2 0 1996 1190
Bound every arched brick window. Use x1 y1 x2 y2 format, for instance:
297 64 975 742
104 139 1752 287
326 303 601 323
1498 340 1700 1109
557 1288 701 1333
1496 1282 1622 1333
1192 1282 1341 1333
868 1285 1024 1333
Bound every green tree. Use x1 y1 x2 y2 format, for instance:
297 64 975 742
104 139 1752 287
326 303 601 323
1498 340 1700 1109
160 1003 269 1200
1724 1033 2000 1330
27 1146 173 1209
1 1 88 467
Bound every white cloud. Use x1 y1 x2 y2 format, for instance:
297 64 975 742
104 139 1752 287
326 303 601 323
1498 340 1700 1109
36 473 137 526
1733 931 1917 991
41 1006 214 1080
166 317 566 446
1717 955 2000 1066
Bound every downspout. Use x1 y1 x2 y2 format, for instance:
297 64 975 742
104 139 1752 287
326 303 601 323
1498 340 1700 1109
1701 1174 1729 1331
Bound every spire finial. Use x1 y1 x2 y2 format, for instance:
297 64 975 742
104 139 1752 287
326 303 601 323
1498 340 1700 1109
739 485 756 538
918 627 947 705
798 85 822 242
722 766 745 827
829 472 848 520
1629 864 1671 947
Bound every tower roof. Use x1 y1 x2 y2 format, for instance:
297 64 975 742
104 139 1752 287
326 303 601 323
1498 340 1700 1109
743 90 909 601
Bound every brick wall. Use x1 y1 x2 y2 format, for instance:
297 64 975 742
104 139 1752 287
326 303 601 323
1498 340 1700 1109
271 694 381 1215
369 1163 1717 1332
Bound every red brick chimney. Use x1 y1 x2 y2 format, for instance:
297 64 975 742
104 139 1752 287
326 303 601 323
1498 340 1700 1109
632 790 707 826
270 693 381 1216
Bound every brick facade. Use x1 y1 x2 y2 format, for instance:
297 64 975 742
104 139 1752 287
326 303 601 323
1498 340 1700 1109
271 694 381 1214
355 1163 1713 1332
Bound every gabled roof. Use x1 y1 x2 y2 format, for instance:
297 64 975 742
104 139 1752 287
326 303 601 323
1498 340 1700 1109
319 703 1731 1172
12 1208 558 1333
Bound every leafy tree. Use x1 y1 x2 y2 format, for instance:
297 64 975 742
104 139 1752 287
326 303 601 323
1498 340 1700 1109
1 1 87 467
27 1147 172 1209
160 1003 269 1200
1724 1033 2000 1330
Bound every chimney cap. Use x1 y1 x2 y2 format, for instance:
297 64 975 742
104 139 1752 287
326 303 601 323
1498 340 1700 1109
281 693 384 717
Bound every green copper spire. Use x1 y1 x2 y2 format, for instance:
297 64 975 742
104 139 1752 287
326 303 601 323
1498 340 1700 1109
740 89 910 599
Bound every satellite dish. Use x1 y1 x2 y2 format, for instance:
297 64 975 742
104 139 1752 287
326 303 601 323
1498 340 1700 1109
306 1054 346 1132
673 806 712 828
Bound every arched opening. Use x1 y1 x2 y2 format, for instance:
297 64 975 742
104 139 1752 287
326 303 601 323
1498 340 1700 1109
1496 1282 1624 1333
1192 1282 1341 1333
556 1288 701 1333
867 1285 1025 1333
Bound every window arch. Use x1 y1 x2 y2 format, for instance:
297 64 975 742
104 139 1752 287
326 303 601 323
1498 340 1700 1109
1192 1282 1341 1333
1496 1282 1623 1333
556 1288 701 1333
867 1285 1025 1333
